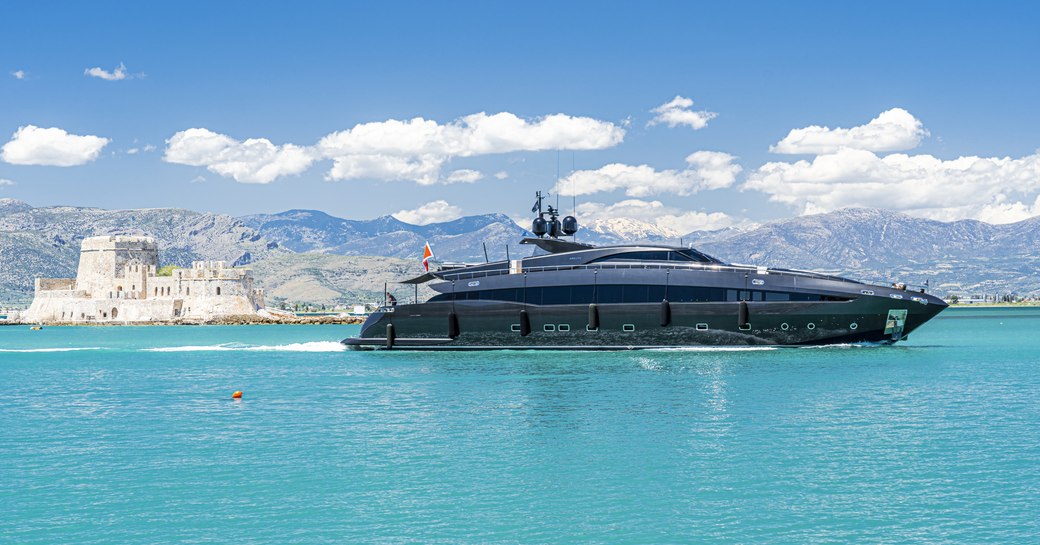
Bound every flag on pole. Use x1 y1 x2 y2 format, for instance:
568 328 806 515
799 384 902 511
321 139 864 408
422 241 434 272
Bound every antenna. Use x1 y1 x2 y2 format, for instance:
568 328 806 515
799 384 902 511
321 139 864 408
556 151 561 212
482 242 489 263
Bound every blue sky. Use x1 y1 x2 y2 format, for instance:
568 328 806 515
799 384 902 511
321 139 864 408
2 1 1040 233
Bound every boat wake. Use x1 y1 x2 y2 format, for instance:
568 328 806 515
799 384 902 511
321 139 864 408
0 347 105 353
142 341 346 353
648 346 780 352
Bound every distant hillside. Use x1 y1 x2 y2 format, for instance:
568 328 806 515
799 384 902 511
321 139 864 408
694 208 1040 296
4 198 1040 306
241 209 536 261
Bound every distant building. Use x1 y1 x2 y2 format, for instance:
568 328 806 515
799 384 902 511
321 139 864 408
21 235 265 323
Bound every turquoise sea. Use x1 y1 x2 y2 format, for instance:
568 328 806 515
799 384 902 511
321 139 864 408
2 308 1039 544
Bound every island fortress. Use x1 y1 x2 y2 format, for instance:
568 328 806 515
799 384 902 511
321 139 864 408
21 235 265 323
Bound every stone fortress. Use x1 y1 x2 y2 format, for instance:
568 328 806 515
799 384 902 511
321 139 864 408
21 235 265 323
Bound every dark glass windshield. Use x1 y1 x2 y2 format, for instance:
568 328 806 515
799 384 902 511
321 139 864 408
428 286 850 305
590 249 719 264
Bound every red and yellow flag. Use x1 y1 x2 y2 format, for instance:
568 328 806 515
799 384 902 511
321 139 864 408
422 241 433 272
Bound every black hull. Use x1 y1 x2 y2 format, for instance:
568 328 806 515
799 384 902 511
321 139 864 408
343 298 945 350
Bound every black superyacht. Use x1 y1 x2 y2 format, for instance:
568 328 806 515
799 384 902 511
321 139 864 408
343 194 947 349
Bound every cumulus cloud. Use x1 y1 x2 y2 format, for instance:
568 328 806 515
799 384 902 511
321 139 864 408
0 178 14 186
84 62 136 81
744 147 1040 223
318 111 625 184
494 170 509 180
770 108 929 154
648 96 717 130
163 128 316 184
165 111 623 185
393 200 463 225
577 199 743 237
553 151 742 197
445 169 483 183
11 70 26 80
1 125 110 166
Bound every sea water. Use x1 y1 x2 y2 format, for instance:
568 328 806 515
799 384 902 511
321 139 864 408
1 308 1038 544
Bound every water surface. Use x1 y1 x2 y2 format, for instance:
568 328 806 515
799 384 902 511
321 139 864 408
2 309 1038 543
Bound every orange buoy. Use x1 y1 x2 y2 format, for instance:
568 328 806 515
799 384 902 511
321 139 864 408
231 390 243 399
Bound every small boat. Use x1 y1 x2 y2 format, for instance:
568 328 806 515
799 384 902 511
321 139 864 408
29 325 43 330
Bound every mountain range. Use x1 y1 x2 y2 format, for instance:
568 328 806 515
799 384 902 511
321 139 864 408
1 197 1036 307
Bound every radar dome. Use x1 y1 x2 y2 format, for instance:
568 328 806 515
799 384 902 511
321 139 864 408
532 217 547 237
562 216 578 236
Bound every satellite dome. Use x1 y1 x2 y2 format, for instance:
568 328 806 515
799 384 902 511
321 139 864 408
562 216 578 236
532 217 548 237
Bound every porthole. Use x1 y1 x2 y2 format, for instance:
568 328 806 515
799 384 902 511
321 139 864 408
850 323 858 330
558 324 571 332
695 323 708 331
807 323 816 330
510 324 520 332
543 324 556 332
622 324 636 332
780 322 789 331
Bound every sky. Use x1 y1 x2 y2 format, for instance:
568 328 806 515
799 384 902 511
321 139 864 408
2 1 1040 234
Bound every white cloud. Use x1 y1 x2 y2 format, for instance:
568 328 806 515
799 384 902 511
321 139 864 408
318 111 625 184
393 200 463 225
649 96 717 130
84 62 133 81
126 148 140 155
165 111 623 185
189 175 206 184
744 147 1040 223
445 169 483 183
1 125 110 166
553 151 742 197
577 199 743 237
494 170 509 180
770 108 929 154
143 144 156 152
0 178 14 186
11 70 26 80
163 128 316 184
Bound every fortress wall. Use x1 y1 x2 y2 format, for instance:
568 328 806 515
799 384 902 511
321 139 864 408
22 297 177 323
36 278 76 291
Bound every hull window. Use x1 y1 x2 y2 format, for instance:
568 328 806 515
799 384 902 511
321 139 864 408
695 323 708 331
780 323 789 331
806 323 816 330
586 325 598 332
739 323 752 331
510 324 520 332
558 324 571 332
543 324 556 332
622 324 636 332
850 322 858 330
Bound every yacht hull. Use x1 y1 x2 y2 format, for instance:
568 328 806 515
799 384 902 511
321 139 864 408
342 297 945 350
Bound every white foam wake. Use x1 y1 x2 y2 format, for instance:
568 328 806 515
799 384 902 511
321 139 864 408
648 346 780 352
0 347 104 353
143 341 346 353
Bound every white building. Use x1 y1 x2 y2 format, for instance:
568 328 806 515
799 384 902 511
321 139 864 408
21 235 265 323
